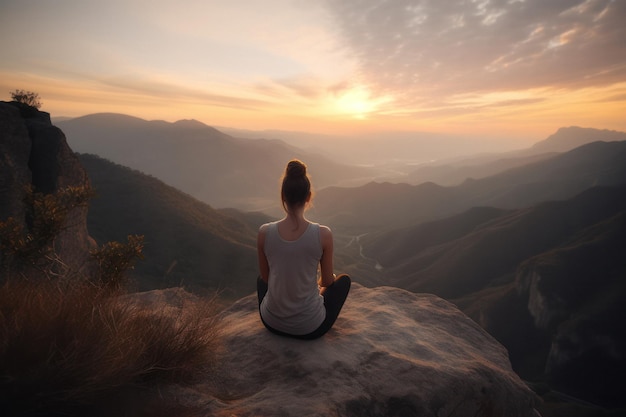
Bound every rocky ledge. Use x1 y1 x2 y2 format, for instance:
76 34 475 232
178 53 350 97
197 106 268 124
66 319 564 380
163 283 540 417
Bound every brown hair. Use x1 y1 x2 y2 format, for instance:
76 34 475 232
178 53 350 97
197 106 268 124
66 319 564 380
281 159 312 213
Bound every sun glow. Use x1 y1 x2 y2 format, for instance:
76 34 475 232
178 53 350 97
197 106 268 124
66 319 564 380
332 86 392 120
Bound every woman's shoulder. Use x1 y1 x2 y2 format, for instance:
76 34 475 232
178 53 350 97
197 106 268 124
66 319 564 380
259 220 279 230
318 224 331 232
317 223 332 238
258 221 277 237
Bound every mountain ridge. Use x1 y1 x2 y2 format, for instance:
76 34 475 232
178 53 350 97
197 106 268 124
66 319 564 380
406 126 626 186
57 113 378 211
313 140 626 233
531 126 626 153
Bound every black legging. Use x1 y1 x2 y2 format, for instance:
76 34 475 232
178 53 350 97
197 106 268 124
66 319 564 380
257 274 351 340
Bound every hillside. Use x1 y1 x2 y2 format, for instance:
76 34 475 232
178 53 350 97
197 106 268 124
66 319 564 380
312 140 626 233
79 154 270 299
359 185 626 298
59 114 377 211
352 185 626 407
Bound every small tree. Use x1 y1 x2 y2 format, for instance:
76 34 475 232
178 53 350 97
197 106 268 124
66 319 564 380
0 185 94 278
10 89 42 109
91 234 145 290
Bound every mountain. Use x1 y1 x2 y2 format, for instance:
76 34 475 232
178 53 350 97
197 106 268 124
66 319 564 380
58 114 377 211
311 140 626 234
79 153 270 299
350 185 626 408
530 126 626 153
405 126 626 187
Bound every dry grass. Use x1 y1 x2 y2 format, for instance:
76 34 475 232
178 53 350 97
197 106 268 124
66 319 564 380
0 277 223 416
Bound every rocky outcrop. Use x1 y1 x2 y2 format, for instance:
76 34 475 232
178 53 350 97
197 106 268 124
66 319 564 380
159 284 540 417
0 101 95 277
516 267 569 331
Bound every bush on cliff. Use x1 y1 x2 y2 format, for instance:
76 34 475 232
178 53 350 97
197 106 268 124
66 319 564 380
10 90 42 109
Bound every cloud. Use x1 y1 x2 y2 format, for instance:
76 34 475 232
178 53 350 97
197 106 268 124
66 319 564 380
256 76 325 101
95 75 273 111
600 92 626 102
324 0 626 104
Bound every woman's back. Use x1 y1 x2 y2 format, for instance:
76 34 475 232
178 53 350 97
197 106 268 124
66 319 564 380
259 221 325 335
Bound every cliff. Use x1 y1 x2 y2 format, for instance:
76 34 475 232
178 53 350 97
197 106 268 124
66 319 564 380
514 206 626 405
152 284 541 417
0 101 95 277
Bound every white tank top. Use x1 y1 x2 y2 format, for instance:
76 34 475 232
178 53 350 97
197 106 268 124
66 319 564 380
259 221 326 335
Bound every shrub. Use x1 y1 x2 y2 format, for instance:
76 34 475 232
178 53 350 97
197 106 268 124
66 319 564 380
91 234 145 290
0 278 223 416
0 185 94 278
10 89 42 109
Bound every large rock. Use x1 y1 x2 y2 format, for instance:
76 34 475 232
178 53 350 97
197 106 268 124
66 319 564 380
171 284 540 416
0 101 95 277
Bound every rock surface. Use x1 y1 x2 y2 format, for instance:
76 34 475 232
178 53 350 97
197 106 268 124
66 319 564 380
0 102 31 222
0 101 95 277
172 283 540 417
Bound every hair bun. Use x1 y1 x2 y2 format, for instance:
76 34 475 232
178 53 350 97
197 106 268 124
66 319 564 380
286 159 307 178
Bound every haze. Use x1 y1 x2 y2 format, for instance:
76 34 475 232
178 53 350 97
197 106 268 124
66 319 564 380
1 0 625 153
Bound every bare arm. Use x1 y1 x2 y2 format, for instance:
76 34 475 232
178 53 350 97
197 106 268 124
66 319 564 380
257 224 269 283
318 225 335 288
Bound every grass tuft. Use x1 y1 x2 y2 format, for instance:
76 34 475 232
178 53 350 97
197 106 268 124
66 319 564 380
0 277 223 416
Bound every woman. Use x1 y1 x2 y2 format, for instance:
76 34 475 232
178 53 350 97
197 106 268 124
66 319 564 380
257 159 351 339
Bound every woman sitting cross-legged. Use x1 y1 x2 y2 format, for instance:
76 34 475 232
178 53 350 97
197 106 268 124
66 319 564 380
257 159 351 340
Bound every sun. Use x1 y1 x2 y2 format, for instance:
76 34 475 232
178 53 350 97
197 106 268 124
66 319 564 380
332 86 390 120
336 88 373 119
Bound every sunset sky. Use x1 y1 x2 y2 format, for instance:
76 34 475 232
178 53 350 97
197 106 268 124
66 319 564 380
1 0 625 144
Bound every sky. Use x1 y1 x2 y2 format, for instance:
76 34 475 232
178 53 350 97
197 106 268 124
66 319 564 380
1 0 625 145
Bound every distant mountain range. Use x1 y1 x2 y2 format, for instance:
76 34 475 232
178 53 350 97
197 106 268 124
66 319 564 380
530 126 626 153
311 140 626 233
58 114 378 212
407 126 626 186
